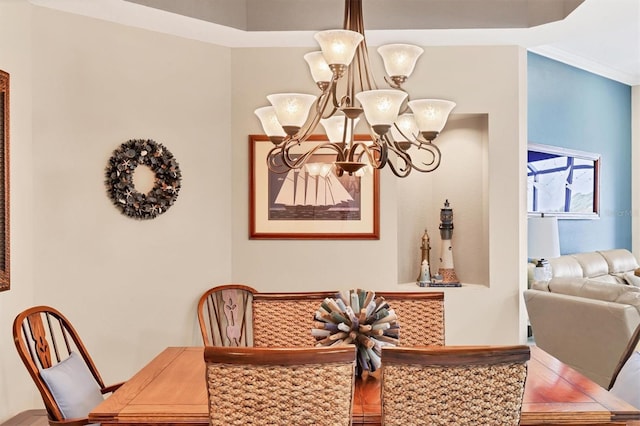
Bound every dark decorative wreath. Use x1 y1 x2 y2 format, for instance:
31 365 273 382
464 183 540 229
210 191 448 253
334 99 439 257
105 139 182 220
312 289 399 376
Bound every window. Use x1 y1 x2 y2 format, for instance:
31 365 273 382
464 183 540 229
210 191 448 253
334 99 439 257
527 143 599 219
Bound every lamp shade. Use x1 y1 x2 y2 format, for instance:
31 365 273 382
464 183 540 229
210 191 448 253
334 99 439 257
254 106 286 137
314 30 363 66
390 113 419 142
305 162 333 177
320 114 359 143
377 44 424 78
408 99 456 133
355 89 408 126
528 215 561 260
304 51 333 83
267 93 317 128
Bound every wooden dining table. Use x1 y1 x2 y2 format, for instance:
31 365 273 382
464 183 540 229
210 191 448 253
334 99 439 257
89 345 640 425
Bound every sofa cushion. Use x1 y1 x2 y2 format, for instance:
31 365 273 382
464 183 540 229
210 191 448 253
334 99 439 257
625 272 640 288
573 252 611 278
549 256 584 279
548 278 640 309
600 249 640 274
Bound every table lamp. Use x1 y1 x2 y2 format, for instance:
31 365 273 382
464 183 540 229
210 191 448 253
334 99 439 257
528 214 560 282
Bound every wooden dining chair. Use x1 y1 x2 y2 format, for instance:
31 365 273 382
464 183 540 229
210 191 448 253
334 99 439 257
204 345 356 425
13 306 124 426
197 284 257 346
381 345 530 426
376 291 445 346
252 291 338 347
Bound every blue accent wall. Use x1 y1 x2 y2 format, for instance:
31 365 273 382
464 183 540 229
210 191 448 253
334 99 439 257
528 52 632 254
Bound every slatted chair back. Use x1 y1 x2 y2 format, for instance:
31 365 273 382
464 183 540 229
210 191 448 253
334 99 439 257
381 345 530 426
13 306 123 426
197 284 257 346
204 346 356 426
252 291 338 347
376 291 444 346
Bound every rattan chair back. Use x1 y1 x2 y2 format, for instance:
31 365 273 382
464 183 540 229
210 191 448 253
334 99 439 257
252 291 338 347
204 346 356 425
197 284 257 346
376 291 444 346
381 345 530 426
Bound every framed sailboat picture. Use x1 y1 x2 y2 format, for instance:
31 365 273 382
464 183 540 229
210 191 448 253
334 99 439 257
249 134 380 239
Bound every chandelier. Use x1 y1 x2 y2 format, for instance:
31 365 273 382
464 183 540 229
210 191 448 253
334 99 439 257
254 0 456 178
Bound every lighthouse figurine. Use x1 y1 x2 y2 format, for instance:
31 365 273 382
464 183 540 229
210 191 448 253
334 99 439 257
437 199 460 286
417 229 432 286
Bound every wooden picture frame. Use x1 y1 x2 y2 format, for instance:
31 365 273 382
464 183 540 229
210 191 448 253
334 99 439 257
249 134 380 240
527 143 600 219
0 70 10 291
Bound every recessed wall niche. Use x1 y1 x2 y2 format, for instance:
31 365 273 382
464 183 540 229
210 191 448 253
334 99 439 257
397 114 489 286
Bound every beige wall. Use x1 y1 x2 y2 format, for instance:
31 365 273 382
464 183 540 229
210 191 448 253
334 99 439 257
231 46 528 345
0 3 233 421
0 0 36 417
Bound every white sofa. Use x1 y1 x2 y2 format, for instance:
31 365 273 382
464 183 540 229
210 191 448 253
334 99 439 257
524 249 640 389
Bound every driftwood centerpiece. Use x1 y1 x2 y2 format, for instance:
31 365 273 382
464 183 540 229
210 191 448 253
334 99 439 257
312 289 399 376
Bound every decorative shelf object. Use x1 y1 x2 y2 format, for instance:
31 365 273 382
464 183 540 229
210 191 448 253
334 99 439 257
312 289 399 376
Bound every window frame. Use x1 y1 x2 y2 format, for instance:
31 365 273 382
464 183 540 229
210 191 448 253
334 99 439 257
527 142 600 220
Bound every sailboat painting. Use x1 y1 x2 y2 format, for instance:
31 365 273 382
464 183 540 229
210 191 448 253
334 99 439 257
250 134 379 240
268 159 363 221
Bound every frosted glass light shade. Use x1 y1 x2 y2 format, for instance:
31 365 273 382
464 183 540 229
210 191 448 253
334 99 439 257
377 44 424 78
304 51 333 83
314 30 363 66
254 106 286 137
407 99 456 132
355 89 408 126
390 113 419 141
355 164 373 177
305 162 333 177
320 114 360 143
267 93 317 127
528 215 561 260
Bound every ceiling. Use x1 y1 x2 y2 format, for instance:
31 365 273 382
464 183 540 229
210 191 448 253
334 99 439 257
30 0 640 85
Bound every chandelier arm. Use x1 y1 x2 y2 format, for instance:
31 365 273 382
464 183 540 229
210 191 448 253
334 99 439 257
346 140 391 174
359 41 376 91
319 76 341 117
266 144 297 174
280 139 318 169
294 101 330 144
383 142 413 177
279 139 348 171
397 95 411 115
384 75 401 90
386 160 412 178
391 122 416 143
374 139 389 169
409 142 442 173
286 75 341 146
346 53 356 104
342 114 351 147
